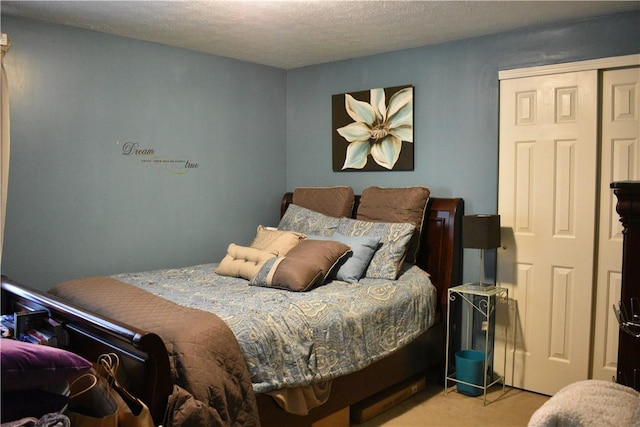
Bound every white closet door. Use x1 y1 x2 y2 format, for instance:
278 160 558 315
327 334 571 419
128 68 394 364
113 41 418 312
497 71 598 395
592 67 640 381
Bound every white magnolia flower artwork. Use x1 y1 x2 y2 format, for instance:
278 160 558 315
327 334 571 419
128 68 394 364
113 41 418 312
333 85 413 171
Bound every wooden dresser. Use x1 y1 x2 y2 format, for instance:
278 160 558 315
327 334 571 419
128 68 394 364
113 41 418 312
611 181 640 391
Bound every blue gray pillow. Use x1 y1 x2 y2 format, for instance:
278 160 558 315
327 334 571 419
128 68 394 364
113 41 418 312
308 233 381 282
336 218 415 280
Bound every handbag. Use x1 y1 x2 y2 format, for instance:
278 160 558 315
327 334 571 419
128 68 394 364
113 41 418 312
95 353 155 427
66 372 119 427
66 353 154 427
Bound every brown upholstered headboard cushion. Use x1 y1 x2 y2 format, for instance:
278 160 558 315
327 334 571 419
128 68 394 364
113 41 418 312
292 186 355 218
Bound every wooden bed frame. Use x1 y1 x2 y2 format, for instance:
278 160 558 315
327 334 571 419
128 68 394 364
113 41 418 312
1 194 463 426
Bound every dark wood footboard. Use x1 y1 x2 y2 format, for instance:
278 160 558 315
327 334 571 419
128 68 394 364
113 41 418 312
1 276 173 425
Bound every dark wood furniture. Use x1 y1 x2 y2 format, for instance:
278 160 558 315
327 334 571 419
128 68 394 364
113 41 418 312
611 181 640 392
2 193 463 426
1 276 172 423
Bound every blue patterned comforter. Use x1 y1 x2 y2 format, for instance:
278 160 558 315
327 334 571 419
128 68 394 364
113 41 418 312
113 263 436 393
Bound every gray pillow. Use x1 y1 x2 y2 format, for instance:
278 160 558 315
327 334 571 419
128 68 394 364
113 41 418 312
278 204 340 237
308 233 380 282
337 218 415 280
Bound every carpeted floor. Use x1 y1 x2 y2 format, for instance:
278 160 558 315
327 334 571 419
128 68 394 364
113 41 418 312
354 384 550 427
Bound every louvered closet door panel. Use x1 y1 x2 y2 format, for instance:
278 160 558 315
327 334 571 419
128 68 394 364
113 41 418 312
592 67 640 381
497 71 598 395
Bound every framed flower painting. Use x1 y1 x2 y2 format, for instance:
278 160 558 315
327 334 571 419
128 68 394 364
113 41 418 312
332 85 414 171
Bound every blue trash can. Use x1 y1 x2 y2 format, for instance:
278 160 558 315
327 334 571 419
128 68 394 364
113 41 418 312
455 350 485 396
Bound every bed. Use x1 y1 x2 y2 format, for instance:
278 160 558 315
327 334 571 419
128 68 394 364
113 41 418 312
1 186 463 427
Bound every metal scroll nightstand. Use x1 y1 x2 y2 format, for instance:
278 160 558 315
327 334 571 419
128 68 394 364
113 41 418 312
444 284 508 404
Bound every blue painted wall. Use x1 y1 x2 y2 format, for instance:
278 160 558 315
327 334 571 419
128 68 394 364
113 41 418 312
1 12 639 291
286 11 640 282
1 16 287 290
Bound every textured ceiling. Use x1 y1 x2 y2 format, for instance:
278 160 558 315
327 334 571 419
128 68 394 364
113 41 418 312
2 1 639 69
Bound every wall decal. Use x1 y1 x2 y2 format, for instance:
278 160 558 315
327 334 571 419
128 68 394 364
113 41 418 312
118 141 199 174
332 85 413 171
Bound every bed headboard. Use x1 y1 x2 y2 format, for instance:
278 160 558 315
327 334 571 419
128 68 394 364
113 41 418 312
281 193 463 314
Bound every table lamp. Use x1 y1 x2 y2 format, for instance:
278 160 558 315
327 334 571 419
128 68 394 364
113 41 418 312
463 214 501 290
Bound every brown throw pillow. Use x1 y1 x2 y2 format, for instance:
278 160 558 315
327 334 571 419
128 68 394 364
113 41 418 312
285 239 351 281
250 239 351 291
266 258 324 292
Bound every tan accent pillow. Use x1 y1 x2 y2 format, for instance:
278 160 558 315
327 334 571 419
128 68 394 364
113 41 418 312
216 244 277 280
249 225 306 256
292 186 355 218
356 186 430 264
250 239 351 291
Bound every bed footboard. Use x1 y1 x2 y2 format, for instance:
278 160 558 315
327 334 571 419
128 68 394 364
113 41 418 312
1 275 173 425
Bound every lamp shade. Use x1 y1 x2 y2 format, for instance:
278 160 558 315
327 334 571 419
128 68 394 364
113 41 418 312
462 215 501 249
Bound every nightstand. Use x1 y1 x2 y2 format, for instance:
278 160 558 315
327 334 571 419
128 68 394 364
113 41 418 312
443 284 508 404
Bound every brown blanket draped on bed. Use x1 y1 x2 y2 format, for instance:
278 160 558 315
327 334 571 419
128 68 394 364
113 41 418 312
50 276 261 427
